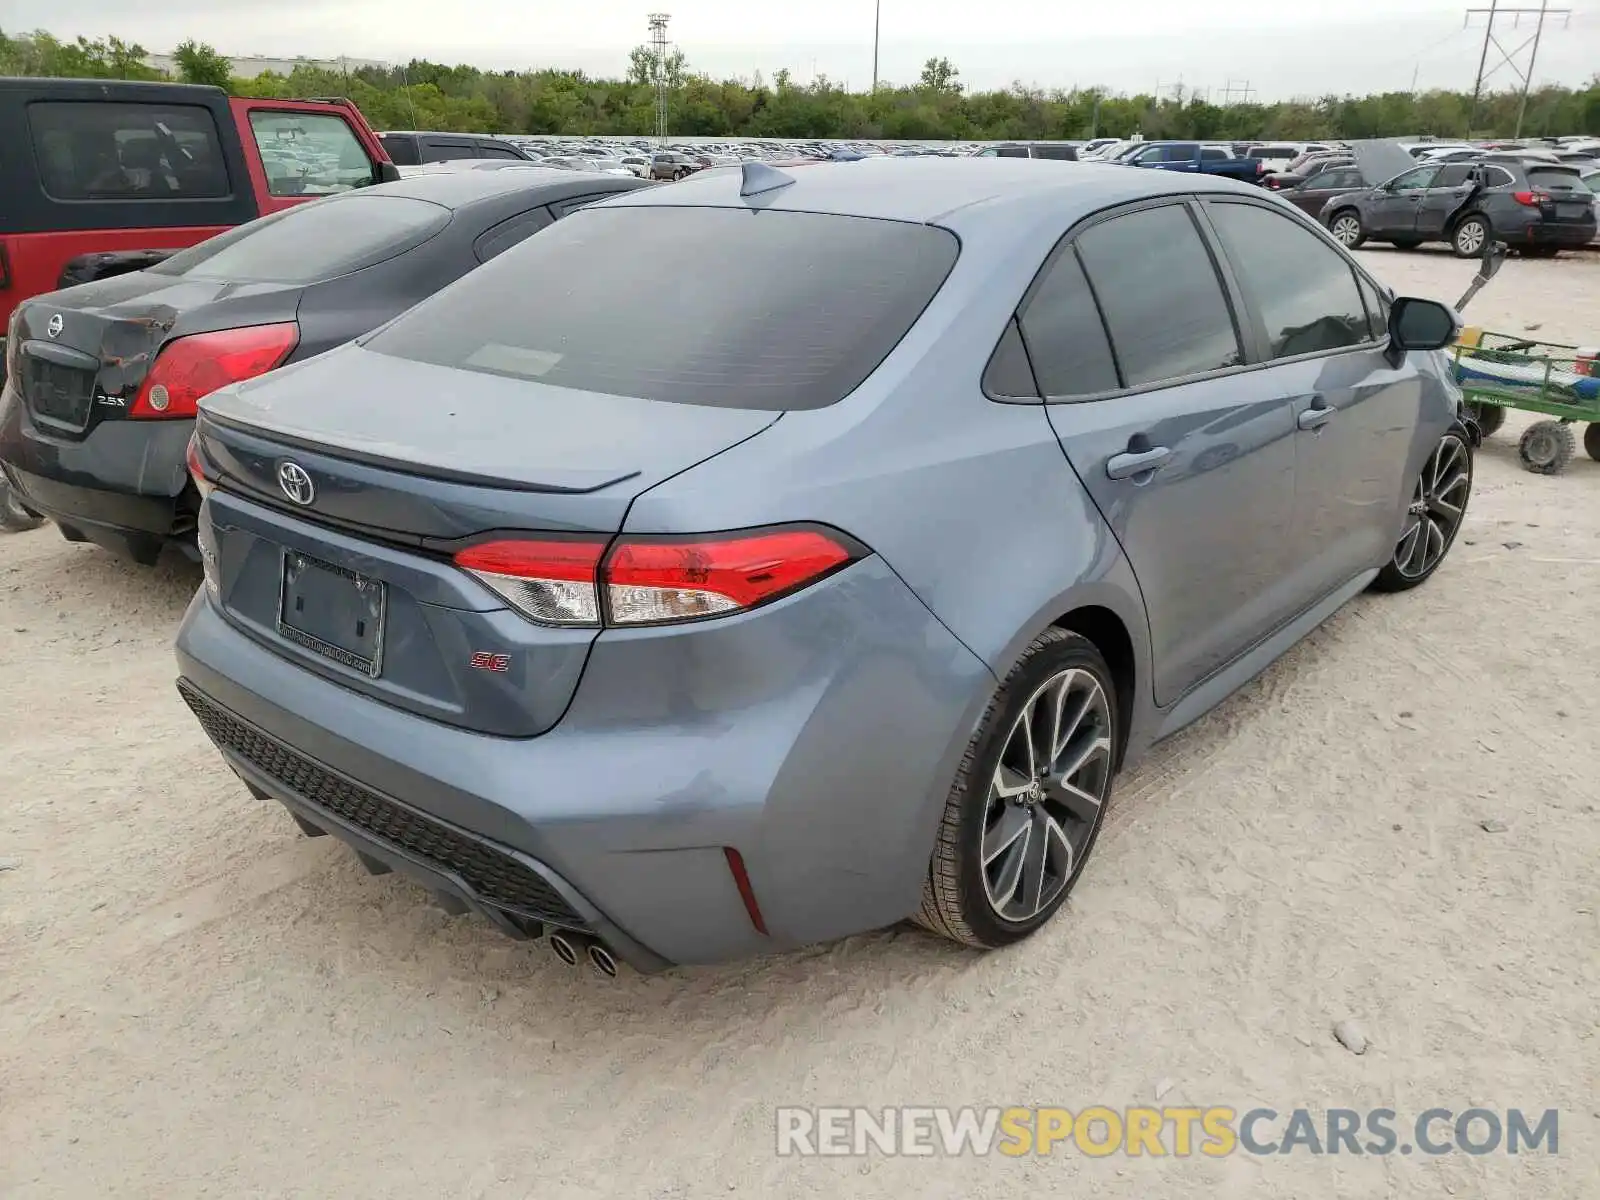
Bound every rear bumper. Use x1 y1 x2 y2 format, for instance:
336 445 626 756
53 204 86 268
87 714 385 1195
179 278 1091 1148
0 383 195 552
1509 222 1596 247
175 556 995 968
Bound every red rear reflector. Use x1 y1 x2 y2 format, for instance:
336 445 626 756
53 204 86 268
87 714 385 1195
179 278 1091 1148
604 529 854 625
453 538 607 626
723 847 768 935
131 323 299 419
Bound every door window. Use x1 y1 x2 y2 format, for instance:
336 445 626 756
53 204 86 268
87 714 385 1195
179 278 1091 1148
421 139 476 163
28 101 230 200
1201 147 1228 161
1434 164 1474 187
1314 169 1358 189
1016 249 1119 396
478 144 525 159
249 111 375 196
996 146 1031 158
1074 204 1243 387
1206 202 1370 359
1388 165 1440 191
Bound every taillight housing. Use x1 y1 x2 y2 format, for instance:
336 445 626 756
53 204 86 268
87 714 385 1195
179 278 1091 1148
131 323 299 419
1512 190 1549 207
185 432 214 500
453 525 866 628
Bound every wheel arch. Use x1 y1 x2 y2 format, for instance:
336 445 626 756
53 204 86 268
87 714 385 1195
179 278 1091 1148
1049 605 1136 770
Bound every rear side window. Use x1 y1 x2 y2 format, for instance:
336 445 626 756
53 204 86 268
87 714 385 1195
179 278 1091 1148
1435 164 1473 187
28 101 229 200
996 146 1031 158
148 194 450 285
380 134 420 166
1206 202 1369 359
423 140 476 163
366 207 959 410
249 111 375 197
1201 147 1228 161
1035 145 1077 161
1482 166 1517 188
1075 204 1242 387
1017 249 1119 396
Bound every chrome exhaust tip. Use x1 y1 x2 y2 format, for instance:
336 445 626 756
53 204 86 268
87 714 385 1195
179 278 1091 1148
548 931 579 966
587 942 619 978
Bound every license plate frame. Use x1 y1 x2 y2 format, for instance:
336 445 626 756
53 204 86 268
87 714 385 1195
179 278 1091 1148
276 550 387 678
24 358 95 431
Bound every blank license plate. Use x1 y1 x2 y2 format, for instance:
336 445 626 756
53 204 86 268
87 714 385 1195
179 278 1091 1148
1556 202 1591 219
277 551 387 676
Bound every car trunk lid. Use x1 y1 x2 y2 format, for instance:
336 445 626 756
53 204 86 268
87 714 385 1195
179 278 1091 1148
193 345 781 737
13 272 300 438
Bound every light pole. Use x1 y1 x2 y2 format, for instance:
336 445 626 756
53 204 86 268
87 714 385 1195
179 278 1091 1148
872 0 880 92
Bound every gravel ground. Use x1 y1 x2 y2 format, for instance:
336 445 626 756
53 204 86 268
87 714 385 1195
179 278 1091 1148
2 248 1598 1199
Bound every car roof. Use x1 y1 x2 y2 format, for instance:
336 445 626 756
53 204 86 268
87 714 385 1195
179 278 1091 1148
602 157 1258 226
359 166 639 209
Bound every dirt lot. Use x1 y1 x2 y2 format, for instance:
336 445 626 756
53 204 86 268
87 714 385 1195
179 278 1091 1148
3 247 1598 1199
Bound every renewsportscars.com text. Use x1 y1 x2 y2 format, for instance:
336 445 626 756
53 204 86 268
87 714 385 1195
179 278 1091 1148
775 1106 1559 1158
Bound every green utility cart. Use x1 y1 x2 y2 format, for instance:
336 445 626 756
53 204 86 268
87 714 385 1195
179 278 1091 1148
1454 328 1600 475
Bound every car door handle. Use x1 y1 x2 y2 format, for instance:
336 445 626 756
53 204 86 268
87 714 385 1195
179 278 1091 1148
1298 404 1337 430
1106 446 1173 480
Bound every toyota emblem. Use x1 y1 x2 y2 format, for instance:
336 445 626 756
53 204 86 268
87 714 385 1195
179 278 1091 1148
276 461 315 506
46 314 64 339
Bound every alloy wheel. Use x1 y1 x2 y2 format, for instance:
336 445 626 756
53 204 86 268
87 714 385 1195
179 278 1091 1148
981 668 1113 923
1394 433 1470 579
1456 221 1486 256
1331 215 1362 247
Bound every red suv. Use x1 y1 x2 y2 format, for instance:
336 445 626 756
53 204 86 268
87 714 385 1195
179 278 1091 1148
0 77 397 339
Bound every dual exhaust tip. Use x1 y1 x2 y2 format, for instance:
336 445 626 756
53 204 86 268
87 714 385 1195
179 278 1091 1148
549 930 618 978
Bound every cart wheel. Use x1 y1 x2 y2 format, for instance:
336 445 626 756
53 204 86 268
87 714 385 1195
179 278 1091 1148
1584 423 1600 463
1518 420 1575 475
1466 402 1505 438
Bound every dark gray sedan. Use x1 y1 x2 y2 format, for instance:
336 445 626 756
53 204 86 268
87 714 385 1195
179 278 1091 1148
0 168 650 562
175 159 1471 971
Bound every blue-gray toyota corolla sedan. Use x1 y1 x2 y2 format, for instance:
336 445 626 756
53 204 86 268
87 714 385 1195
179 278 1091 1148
175 158 1473 973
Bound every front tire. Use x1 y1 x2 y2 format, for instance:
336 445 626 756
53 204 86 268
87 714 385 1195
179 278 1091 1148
1328 210 1366 249
1452 216 1490 258
1372 423 1473 592
916 629 1118 949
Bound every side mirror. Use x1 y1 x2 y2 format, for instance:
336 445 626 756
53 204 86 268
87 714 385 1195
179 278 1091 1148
1389 297 1459 353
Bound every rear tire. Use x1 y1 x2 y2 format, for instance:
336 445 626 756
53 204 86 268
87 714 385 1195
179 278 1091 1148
916 629 1118 950
1585 423 1600 463
1452 216 1490 258
1518 420 1575 475
1328 210 1366 249
1467 402 1505 438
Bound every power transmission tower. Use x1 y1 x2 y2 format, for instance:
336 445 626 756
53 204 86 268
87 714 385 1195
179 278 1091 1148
648 13 671 144
1218 79 1255 106
1464 0 1570 136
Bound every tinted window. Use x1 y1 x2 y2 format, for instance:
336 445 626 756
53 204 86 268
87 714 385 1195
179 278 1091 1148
380 134 420 166
1483 165 1517 188
479 144 524 160
28 101 229 200
1207 202 1369 359
1201 147 1228 161
367 207 959 411
983 319 1040 398
148 194 450 285
249 111 374 197
1018 249 1119 395
1435 164 1473 187
1316 169 1359 189
422 140 475 163
474 207 553 263
1075 205 1242 386
1584 173 1600 194
1034 145 1077 161
1527 167 1584 191
996 146 1031 158
1358 276 1390 340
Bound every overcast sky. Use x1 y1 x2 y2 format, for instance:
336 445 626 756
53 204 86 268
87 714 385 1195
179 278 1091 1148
25 0 1600 98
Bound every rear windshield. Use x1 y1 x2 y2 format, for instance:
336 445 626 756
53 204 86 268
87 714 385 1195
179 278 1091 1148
148 194 450 285
365 206 960 410
1527 167 1583 191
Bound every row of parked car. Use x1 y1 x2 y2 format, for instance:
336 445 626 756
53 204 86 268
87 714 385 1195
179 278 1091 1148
2 127 1477 972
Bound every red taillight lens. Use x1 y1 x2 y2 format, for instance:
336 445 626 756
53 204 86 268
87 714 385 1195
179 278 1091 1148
131 323 299 419
185 432 213 499
454 538 608 626
1512 190 1549 207
451 526 862 628
605 529 855 625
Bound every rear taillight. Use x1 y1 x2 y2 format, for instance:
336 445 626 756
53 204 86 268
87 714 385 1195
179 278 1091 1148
451 525 864 628
185 432 213 500
1512 190 1550 207
131 323 299 419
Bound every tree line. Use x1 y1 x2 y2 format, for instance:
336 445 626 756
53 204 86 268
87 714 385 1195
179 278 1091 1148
4 27 1599 142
